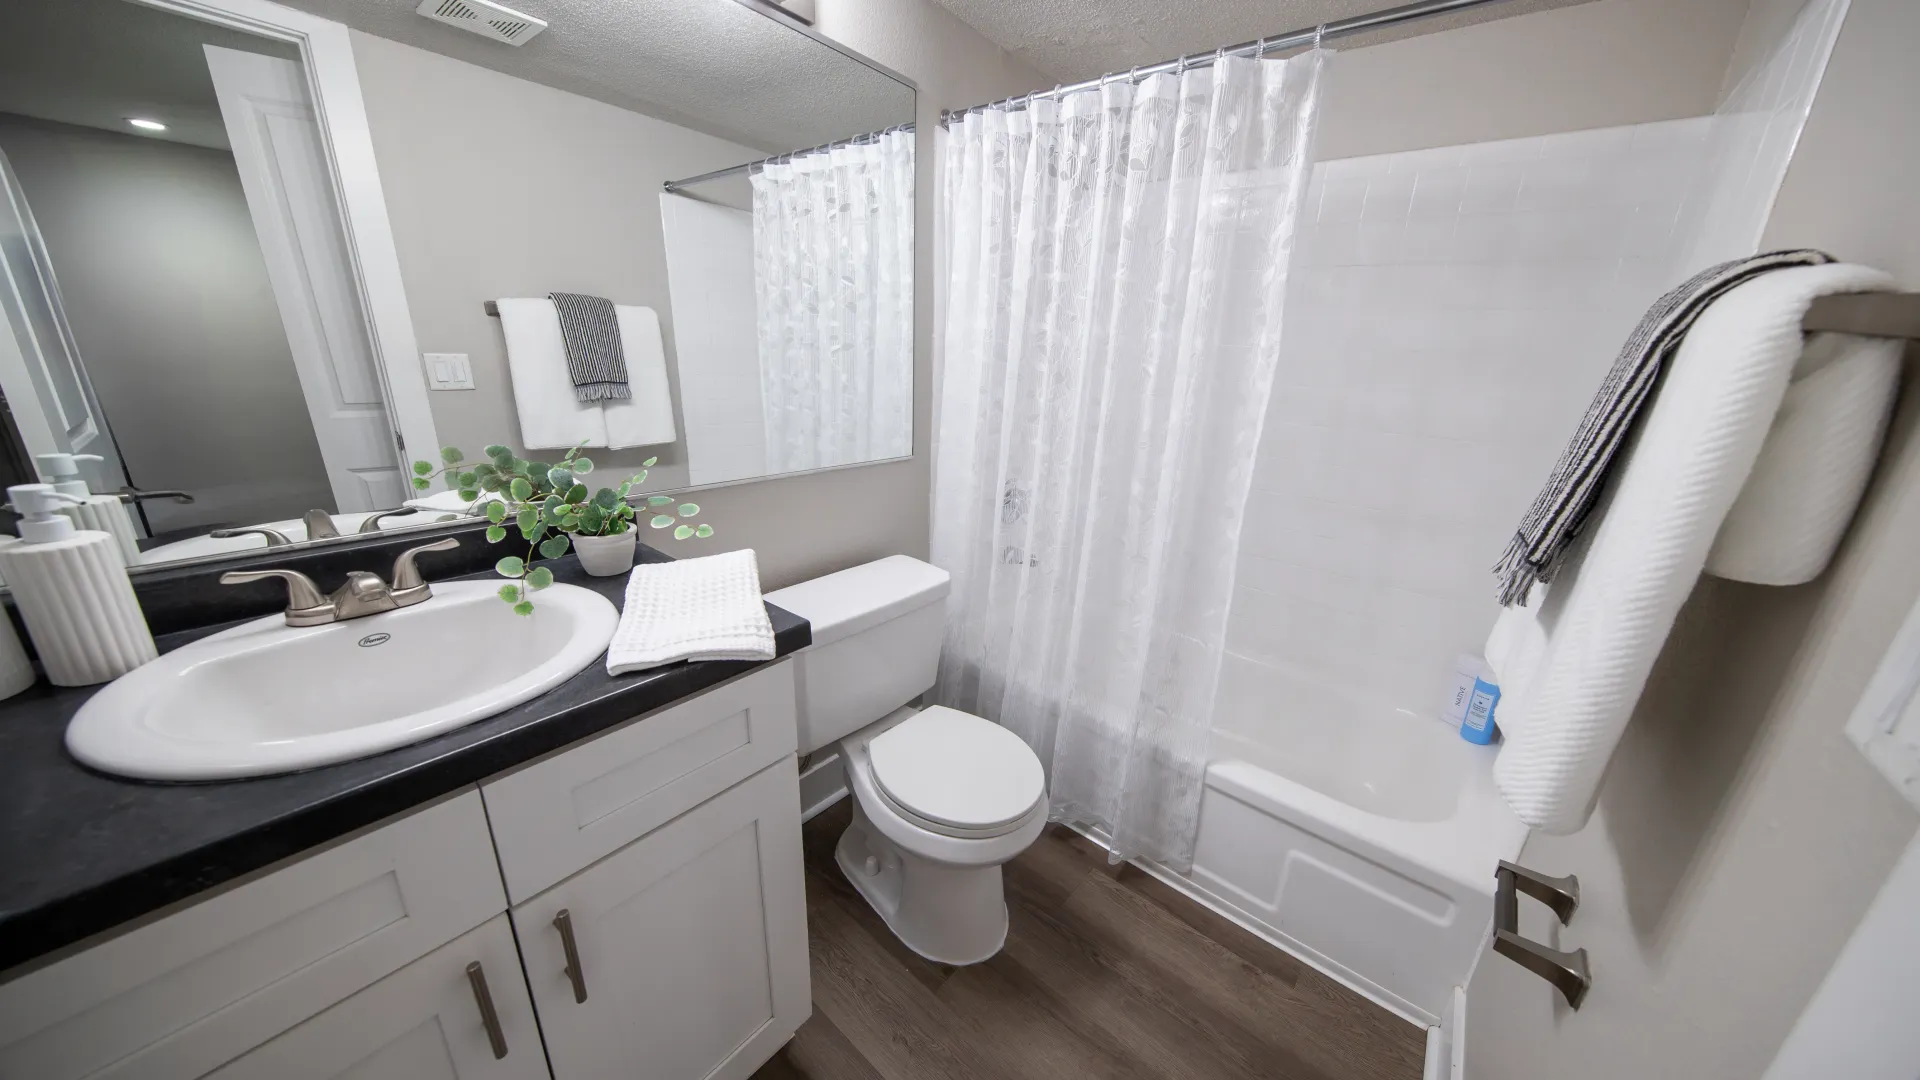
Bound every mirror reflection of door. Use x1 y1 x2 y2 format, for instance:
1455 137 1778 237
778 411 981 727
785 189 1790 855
0 0 402 547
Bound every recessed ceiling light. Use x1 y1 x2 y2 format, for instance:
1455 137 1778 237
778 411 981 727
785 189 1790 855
127 118 167 132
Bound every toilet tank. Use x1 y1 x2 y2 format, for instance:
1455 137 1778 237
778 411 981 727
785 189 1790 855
763 555 951 755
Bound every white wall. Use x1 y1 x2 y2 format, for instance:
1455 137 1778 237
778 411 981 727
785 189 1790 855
0 113 331 531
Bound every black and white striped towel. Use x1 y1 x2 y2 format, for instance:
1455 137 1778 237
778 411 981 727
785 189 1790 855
1493 249 1834 607
549 292 632 402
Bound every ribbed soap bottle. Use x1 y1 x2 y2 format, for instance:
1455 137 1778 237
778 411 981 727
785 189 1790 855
0 484 156 686
36 452 142 566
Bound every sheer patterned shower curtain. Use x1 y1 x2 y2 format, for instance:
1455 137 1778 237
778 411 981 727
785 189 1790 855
931 53 1326 869
750 129 914 473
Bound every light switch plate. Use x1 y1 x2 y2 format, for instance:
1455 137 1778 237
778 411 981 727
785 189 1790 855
424 352 474 391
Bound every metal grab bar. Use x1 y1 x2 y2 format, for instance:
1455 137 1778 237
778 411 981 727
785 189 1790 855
1493 860 1591 1009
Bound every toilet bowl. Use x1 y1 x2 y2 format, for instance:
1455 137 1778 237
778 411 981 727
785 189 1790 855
835 706 1047 965
764 556 1050 965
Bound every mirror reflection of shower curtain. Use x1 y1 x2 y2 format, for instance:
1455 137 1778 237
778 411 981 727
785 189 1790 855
930 53 1327 870
749 128 913 473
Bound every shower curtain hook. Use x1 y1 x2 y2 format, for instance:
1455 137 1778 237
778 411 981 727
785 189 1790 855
1313 23 1327 49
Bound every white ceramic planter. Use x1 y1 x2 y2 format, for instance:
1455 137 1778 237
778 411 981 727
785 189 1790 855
571 530 637 577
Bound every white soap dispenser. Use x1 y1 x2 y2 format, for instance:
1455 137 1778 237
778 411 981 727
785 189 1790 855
0 484 156 685
35 453 142 566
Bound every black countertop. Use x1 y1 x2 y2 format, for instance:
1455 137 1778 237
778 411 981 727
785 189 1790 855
0 549 809 974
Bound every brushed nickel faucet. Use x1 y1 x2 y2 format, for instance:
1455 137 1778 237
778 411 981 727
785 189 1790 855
220 538 460 627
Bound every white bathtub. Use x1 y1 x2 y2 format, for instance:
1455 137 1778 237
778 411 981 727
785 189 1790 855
1176 710 1527 1025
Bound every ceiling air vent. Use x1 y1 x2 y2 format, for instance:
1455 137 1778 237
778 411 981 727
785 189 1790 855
415 0 548 46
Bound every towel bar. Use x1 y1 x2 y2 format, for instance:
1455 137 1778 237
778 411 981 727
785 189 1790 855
1803 292 1920 339
485 300 500 316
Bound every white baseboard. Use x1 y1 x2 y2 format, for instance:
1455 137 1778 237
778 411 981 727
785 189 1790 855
799 752 847 822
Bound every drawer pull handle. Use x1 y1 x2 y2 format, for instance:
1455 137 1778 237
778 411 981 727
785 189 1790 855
1493 860 1591 1010
554 908 589 1003
465 961 509 1059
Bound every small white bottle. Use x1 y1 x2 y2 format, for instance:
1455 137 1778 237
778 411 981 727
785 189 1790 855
36 453 142 566
0 484 156 686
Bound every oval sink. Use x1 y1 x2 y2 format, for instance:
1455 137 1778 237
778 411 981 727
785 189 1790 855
67 581 619 781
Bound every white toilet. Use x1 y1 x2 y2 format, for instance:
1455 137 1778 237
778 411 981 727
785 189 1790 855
766 555 1048 965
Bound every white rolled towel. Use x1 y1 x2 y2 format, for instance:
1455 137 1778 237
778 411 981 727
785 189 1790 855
1705 330 1902 585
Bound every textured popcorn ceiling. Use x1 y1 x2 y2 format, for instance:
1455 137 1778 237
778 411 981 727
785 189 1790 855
267 0 913 153
923 0 1600 82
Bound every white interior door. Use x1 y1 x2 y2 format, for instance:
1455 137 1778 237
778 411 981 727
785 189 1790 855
204 45 404 513
0 149 129 491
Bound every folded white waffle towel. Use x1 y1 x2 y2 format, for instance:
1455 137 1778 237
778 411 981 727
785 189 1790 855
606 549 775 675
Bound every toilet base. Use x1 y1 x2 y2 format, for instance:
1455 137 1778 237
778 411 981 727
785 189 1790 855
835 796 1010 966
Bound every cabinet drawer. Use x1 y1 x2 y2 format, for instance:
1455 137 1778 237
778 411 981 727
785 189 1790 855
206 914 547 1080
0 790 503 1080
484 661 797 902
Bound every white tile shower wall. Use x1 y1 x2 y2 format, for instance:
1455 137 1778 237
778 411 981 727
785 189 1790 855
1219 117 1715 747
1680 0 1849 271
659 195 771 487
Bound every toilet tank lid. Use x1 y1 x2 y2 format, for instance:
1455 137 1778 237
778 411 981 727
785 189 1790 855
764 555 950 648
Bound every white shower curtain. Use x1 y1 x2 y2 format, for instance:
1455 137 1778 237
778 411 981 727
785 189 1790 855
931 53 1326 869
750 129 914 474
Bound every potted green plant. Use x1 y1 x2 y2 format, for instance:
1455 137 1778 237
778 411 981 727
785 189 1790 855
411 443 710 609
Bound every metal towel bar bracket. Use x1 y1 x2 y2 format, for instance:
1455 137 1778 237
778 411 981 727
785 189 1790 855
1803 292 1920 339
1493 860 1591 1010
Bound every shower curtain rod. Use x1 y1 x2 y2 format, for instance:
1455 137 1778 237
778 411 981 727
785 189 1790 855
662 121 915 193
938 0 1517 126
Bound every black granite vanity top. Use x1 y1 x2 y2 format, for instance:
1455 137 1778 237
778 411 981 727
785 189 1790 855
0 547 809 973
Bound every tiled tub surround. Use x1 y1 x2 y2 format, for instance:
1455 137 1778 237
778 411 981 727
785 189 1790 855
1180 94 1829 1024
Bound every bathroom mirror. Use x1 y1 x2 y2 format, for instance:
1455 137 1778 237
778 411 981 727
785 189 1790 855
0 0 914 576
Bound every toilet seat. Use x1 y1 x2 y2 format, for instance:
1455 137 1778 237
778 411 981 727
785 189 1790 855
866 707 1046 840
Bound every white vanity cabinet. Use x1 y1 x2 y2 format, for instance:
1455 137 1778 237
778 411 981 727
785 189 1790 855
0 660 810 1080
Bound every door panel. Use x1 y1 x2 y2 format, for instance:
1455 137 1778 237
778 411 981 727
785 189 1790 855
514 760 810 1080
203 46 401 513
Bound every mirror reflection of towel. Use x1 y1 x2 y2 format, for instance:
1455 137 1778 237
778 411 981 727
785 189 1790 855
495 298 676 449
549 291 631 402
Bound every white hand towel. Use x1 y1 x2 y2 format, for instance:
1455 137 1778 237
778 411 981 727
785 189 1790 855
1488 264 1895 834
606 548 775 675
1705 331 1902 584
496 298 610 449
404 489 504 514
605 306 678 449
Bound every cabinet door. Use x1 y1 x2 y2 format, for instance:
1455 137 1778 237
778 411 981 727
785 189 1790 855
207 914 547 1080
514 760 810 1080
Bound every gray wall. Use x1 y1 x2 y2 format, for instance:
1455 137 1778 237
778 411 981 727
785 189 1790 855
0 113 331 532
1466 0 1920 1075
351 31 772 500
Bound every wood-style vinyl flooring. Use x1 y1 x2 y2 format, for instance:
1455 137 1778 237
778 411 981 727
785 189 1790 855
752 800 1427 1080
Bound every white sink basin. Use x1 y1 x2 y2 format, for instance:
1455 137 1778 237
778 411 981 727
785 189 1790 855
67 581 620 781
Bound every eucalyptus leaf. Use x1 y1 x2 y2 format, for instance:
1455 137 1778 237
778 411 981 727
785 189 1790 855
592 488 618 510
473 463 498 480
650 514 675 529
643 456 659 468
458 488 480 502
484 444 511 459
607 519 630 535
485 525 507 543
496 556 525 577
678 503 699 517
572 457 593 474
441 446 464 464
509 477 533 500
410 476 429 490
482 475 505 493
674 525 694 540
411 460 433 476
516 508 538 532
566 483 589 503
547 467 573 491
581 506 606 533
514 601 534 616
539 534 571 559
519 521 541 542
526 566 554 590
648 495 674 507
498 583 520 603
485 501 508 523
694 524 714 538
457 471 478 488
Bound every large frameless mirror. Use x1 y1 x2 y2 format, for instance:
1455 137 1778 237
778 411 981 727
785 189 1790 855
0 0 914 575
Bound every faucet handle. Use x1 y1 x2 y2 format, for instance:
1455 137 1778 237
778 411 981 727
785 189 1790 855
391 537 460 597
303 509 342 540
209 526 293 548
357 507 421 534
220 568 332 626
